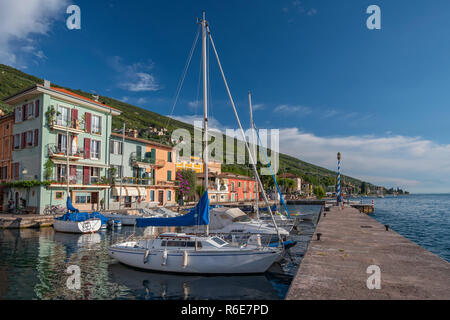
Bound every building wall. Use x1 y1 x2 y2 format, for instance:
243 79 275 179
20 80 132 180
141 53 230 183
0 114 13 181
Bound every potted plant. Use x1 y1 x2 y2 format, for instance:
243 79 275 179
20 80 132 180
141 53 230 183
45 105 60 128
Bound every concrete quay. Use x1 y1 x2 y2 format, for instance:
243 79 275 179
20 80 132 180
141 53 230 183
286 206 450 300
0 214 54 229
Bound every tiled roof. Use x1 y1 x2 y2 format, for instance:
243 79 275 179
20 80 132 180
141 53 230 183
51 87 120 112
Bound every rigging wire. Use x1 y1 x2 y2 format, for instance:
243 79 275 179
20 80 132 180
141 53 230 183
165 25 201 129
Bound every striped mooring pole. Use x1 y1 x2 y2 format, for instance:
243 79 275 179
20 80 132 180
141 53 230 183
337 152 343 208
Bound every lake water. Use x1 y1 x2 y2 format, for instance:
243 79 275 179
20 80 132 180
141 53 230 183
0 205 320 300
1 195 448 300
367 194 450 262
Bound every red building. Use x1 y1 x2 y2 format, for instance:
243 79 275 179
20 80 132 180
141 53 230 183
197 172 257 203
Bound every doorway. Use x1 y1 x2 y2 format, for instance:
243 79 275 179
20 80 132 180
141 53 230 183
158 190 164 206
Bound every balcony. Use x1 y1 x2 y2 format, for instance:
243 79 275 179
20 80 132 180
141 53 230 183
48 144 85 160
49 119 85 134
119 176 153 186
130 152 165 168
49 174 110 188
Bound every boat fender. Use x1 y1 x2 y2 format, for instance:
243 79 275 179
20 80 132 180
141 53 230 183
162 249 168 266
182 250 189 268
143 249 150 264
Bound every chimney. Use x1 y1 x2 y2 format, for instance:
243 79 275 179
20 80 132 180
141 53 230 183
44 79 51 88
133 129 138 138
92 95 99 102
0 109 4 117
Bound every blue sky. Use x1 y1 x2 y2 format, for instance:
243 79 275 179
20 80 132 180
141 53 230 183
1 0 450 193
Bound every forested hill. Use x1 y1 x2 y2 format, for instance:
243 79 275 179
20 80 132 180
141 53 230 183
0 63 378 192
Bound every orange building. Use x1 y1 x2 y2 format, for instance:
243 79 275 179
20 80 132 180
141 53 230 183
145 139 177 205
0 112 14 211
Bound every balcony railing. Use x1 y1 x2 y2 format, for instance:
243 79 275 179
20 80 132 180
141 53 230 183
130 153 166 168
49 119 85 133
118 177 154 186
48 143 85 160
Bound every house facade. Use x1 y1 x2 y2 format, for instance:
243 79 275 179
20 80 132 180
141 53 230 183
108 133 177 209
0 112 14 211
198 172 257 203
2 82 121 214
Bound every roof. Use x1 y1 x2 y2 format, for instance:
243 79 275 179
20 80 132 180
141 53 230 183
197 172 254 181
50 87 120 112
110 132 173 150
0 112 14 122
2 84 121 115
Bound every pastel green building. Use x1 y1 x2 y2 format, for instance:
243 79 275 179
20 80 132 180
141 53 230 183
2 81 121 214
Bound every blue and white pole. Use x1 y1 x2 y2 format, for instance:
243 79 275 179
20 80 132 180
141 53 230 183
337 152 342 208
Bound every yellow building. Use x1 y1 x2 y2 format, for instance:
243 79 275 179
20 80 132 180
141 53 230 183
176 156 221 174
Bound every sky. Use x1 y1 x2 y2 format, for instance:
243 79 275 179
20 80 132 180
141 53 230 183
1 0 450 193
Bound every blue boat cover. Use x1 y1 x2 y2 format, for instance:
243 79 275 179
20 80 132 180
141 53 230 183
56 211 108 225
136 191 210 227
66 196 79 213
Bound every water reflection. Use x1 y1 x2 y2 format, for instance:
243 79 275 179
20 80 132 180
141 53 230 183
0 205 321 300
108 263 280 300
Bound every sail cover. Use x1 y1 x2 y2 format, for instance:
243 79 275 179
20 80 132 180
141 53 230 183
66 196 79 213
136 191 210 227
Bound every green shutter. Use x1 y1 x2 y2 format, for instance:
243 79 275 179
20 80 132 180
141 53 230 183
167 170 172 181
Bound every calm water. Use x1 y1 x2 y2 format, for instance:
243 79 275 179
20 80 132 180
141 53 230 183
0 205 320 300
367 194 450 262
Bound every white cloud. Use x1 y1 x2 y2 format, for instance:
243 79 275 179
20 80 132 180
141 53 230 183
137 97 147 104
252 103 264 111
0 0 67 66
278 127 450 193
168 115 225 132
274 104 311 114
109 56 161 92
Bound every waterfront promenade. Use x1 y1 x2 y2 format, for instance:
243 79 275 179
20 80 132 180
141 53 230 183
286 206 450 300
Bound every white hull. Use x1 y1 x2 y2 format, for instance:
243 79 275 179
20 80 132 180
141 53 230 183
103 213 138 226
53 219 101 234
108 242 281 274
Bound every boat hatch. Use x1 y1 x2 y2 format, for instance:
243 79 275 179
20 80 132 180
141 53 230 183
211 237 227 246
160 240 202 248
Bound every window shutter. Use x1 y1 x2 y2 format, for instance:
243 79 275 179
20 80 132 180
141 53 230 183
35 100 39 117
22 104 27 121
15 163 19 179
72 109 78 128
21 132 26 149
83 166 90 185
84 138 91 159
11 135 14 150
85 112 91 133
34 129 39 147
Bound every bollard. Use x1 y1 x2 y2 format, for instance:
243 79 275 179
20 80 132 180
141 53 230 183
316 233 322 241
323 212 326 217
384 225 389 231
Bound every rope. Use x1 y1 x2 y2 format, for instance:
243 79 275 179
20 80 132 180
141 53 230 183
253 122 291 218
165 26 201 129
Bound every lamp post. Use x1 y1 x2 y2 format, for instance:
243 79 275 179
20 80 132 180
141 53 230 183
337 152 342 208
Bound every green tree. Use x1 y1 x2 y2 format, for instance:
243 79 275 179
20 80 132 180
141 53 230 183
313 186 325 199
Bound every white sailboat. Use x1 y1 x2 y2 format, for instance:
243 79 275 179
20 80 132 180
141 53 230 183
108 12 284 274
53 218 101 234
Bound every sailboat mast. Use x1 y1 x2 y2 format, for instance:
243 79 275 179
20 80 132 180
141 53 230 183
248 91 259 219
201 11 209 235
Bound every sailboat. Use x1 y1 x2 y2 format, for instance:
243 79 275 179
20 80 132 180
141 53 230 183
108 12 284 274
53 197 104 234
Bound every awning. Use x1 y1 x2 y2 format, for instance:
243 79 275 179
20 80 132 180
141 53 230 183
138 187 147 197
126 187 139 196
112 187 127 196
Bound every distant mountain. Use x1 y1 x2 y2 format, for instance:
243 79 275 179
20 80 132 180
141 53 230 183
0 63 378 192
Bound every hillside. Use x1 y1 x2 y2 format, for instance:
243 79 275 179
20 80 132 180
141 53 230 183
0 63 378 192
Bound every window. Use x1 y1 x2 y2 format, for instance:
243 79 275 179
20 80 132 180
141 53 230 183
238 182 241 188
91 115 101 134
90 140 101 159
27 103 34 119
167 190 171 201
110 140 123 155
26 131 33 147
57 134 68 153
90 167 100 183
57 105 70 127
167 170 172 181
231 182 235 191
110 165 122 179
150 190 155 201
168 151 172 162
14 134 20 149
56 164 66 182
75 192 91 204
55 192 64 200
15 106 23 123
